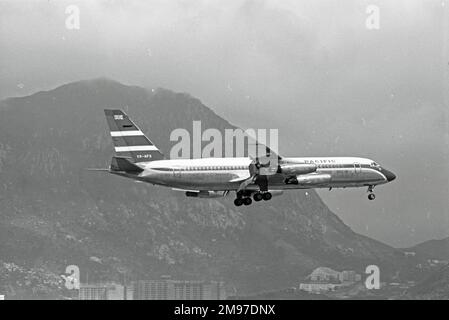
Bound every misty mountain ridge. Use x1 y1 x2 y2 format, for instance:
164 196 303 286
403 237 449 261
0 78 422 298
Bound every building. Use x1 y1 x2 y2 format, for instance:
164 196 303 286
299 283 339 294
79 283 132 300
202 281 227 300
299 267 363 293
308 267 340 282
133 279 227 300
339 270 361 283
133 279 171 300
79 284 109 300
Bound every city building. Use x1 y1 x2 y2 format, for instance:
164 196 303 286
299 283 339 294
133 279 227 300
79 284 109 300
299 267 363 293
79 283 132 300
339 270 362 283
133 279 171 300
308 267 340 282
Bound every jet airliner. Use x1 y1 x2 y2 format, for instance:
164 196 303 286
97 109 396 206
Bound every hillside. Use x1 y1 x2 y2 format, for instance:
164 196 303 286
402 237 449 261
406 264 449 300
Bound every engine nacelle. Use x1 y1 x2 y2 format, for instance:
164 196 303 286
286 173 331 185
279 163 317 175
185 191 227 198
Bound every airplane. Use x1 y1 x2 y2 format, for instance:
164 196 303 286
96 109 396 206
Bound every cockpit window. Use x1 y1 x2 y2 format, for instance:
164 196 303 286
370 162 380 167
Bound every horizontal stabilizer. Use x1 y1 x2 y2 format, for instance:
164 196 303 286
110 156 144 173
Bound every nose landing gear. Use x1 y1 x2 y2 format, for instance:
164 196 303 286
367 185 376 200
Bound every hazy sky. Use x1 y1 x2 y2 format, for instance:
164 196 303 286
0 0 448 247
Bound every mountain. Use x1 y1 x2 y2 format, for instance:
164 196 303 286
406 264 449 300
0 78 414 298
402 237 449 261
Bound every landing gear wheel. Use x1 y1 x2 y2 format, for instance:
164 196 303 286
253 193 263 202
368 193 376 200
234 198 243 206
243 197 252 206
262 192 272 201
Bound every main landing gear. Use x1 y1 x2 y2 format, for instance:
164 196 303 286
367 185 376 200
234 191 272 206
234 197 252 206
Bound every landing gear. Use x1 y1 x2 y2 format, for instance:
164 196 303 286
262 192 272 201
367 185 375 200
253 192 263 202
234 196 252 206
234 191 272 206
234 191 253 206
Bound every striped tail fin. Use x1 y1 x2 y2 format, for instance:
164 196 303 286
104 109 164 162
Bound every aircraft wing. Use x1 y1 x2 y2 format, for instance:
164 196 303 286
229 171 251 182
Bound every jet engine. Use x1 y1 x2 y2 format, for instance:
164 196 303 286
278 163 317 175
285 173 331 185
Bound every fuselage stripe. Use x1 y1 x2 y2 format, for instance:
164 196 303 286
111 130 144 137
115 145 159 152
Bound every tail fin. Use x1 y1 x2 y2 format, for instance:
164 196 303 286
104 109 164 162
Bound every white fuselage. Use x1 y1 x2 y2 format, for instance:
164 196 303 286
115 156 392 191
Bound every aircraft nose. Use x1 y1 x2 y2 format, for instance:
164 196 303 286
382 168 396 182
